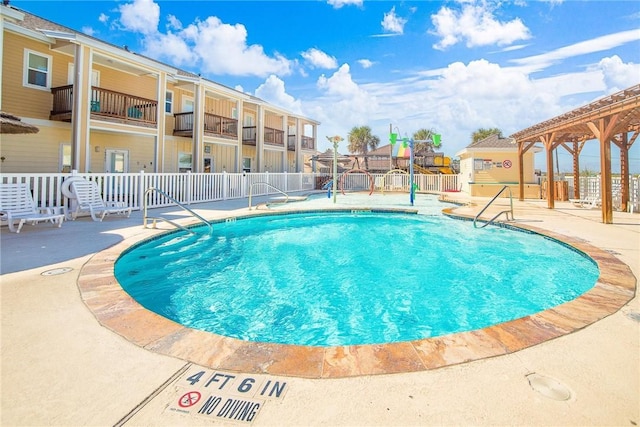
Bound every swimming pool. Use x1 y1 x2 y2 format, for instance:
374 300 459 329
115 203 599 347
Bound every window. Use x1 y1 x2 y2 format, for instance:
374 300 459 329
178 152 192 172
24 50 52 89
231 107 238 119
165 90 173 114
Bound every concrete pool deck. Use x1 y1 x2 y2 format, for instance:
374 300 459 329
1 192 638 426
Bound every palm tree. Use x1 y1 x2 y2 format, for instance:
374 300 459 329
412 128 439 154
471 127 503 143
347 125 380 170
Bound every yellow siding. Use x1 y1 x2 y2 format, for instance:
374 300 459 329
471 151 522 183
2 32 70 119
209 144 237 172
88 131 155 172
287 152 296 172
204 98 235 118
162 137 192 173
264 150 283 171
93 64 157 100
264 113 283 130
0 124 71 172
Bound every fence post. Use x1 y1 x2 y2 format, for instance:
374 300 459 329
222 171 228 200
138 170 145 211
186 171 192 205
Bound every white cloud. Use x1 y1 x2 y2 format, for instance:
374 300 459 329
382 6 407 35
596 55 640 93
98 13 109 24
166 15 182 31
357 59 374 69
255 75 302 114
82 26 95 36
309 64 380 141
116 0 292 77
327 0 363 9
135 13 292 77
430 2 531 50
184 17 292 77
143 32 198 67
511 29 640 73
301 48 338 69
118 0 159 35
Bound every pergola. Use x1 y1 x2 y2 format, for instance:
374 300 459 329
511 84 640 224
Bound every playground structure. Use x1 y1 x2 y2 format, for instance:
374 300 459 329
315 129 455 205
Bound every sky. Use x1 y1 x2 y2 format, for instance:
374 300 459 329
13 0 640 172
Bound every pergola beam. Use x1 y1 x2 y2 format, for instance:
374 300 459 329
511 84 640 224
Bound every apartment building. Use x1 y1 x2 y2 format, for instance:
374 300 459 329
0 4 319 174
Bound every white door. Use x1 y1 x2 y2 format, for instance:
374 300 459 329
105 150 129 173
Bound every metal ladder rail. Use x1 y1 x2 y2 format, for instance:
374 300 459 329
473 185 514 228
248 182 289 210
143 187 213 234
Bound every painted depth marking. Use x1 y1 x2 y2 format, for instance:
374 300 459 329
167 366 289 424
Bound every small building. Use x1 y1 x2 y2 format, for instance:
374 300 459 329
456 134 541 198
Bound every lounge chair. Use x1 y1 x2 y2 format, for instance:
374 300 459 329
68 179 132 221
570 197 599 209
0 183 65 233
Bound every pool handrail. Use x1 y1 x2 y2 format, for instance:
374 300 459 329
143 187 213 234
248 182 289 210
473 185 514 228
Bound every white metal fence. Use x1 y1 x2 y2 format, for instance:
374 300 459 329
0 171 461 213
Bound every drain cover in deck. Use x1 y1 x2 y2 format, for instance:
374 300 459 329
41 267 73 276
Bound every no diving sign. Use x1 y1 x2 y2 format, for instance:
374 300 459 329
503 159 512 168
178 391 201 408
167 367 289 424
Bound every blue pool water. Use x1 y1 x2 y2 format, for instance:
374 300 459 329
115 208 599 347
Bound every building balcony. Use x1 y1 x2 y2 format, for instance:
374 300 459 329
50 85 157 127
173 112 238 139
287 135 316 151
241 126 285 147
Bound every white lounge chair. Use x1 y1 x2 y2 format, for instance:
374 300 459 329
0 183 65 233
69 179 132 221
570 197 599 209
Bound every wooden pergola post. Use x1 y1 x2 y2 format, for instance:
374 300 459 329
517 141 536 201
587 115 619 224
612 131 638 213
541 133 557 209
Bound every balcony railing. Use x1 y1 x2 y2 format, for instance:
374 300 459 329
50 85 157 126
173 112 238 139
287 135 316 151
265 127 284 146
241 126 285 146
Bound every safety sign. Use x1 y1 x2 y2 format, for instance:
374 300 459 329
167 367 289 424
